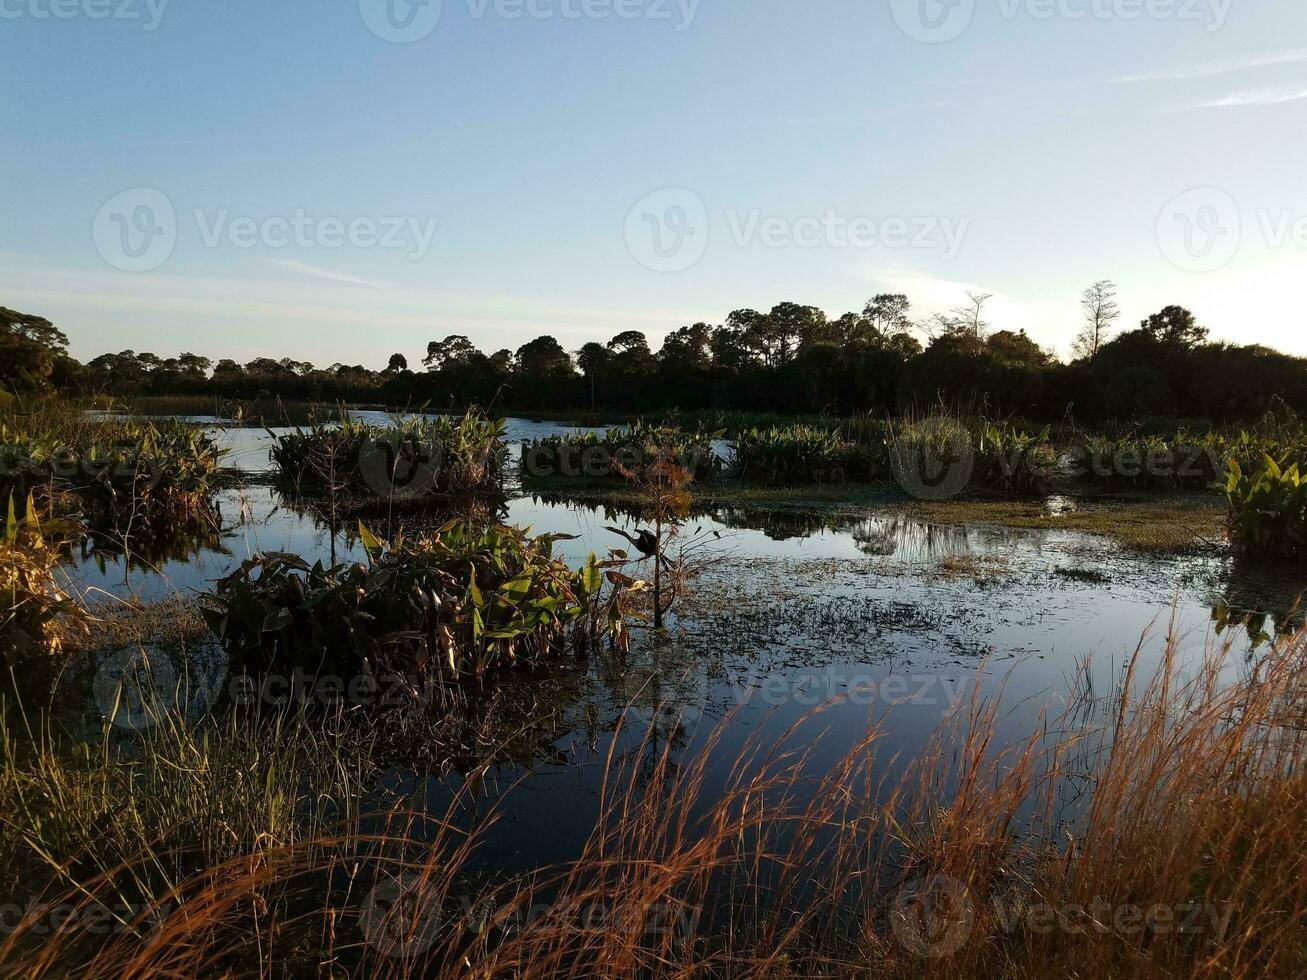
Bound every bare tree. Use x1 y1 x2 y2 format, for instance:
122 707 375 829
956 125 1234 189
919 291 993 349
1073 280 1119 360
955 291 992 346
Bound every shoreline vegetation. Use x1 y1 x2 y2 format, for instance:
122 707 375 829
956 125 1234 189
1 623 1305 976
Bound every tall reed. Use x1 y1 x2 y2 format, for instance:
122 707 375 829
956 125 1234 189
2 620 1305 976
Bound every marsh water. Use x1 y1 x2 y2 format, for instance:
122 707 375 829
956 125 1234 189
42 415 1307 875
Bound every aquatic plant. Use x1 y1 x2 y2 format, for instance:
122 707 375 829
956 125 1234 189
972 422 1057 495
1071 431 1228 489
890 415 1056 497
521 419 723 482
269 412 506 499
202 520 635 684
731 424 853 484
0 494 84 659
1224 452 1307 560
0 414 222 528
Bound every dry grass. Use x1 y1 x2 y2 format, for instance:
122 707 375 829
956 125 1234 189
1 622 1306 977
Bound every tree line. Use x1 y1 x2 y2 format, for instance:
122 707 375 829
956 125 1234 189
4 283 1306 423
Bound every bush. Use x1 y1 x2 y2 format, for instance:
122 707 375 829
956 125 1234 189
202 521 635 684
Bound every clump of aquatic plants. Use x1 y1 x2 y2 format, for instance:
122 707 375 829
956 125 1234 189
270 412 506 499
202 520 636 685
731 424 853 484
1071 431 1227 489
972 422 1056 495
889 415 1055 497
1 494 84 659
521 420 723 482
1224 452 1307 560
0 415 221 529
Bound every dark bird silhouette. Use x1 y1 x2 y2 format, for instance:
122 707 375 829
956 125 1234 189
605 525 658 559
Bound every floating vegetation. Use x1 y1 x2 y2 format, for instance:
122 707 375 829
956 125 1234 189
269 412 506 501
0 413 223 529
202 519 638 686
521 419 723 482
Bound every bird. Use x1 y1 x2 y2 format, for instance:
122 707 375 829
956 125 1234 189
605 525 659 559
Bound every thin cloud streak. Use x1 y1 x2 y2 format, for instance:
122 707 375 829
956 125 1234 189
263 257 384 288
1198 86 1307 108
1112 48 1307 83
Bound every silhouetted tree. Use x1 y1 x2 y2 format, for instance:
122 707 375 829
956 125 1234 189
1073 280 1119 360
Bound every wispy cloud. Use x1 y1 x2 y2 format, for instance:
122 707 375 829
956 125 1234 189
1198 86 1307 108
1112 48 1307 84
263 257 383 287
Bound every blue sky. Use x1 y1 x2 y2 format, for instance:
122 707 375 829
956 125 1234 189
3 0 1306 366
